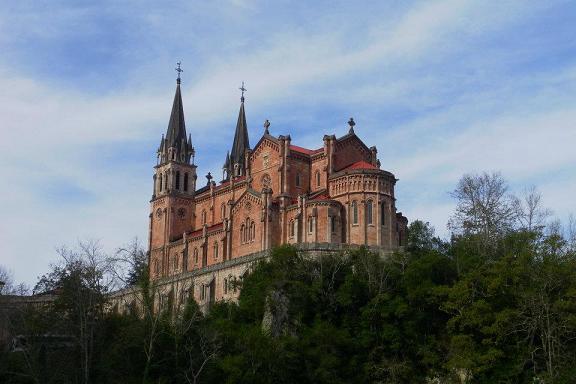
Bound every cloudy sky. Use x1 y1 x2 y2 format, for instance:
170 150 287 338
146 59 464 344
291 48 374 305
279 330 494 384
1 0 575 286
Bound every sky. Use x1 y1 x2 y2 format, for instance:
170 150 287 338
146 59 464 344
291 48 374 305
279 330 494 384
0 0 575 287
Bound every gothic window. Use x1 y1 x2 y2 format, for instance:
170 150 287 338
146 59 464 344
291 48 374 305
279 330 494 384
352 201 358 224
293 220 297 238
381 203 386 226
221 203 226 220
250 221 256 241
316 171 321 187
159 174 163 191
175 171 180 190
366 200 373 225
200 284 206 300
308 217 314 233
330 216 336 233
164 173 168 191
184 173 189 192
213 242 219 260
240 224 245 244
193 248 199 265
289 220 294 237
296 173 301 187
201 210 207 225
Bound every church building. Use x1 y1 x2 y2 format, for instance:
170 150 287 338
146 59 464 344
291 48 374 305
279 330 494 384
146 72 408 307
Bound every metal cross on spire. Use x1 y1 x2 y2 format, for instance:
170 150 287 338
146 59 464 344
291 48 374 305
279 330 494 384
239 81 247 102
175 61 183 84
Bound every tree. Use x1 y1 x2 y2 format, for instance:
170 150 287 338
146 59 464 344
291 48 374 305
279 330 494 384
33 240 113 384
515 185 552 232
449 172 518 246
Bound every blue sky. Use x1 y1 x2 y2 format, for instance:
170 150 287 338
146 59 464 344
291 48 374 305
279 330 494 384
1 0 575 286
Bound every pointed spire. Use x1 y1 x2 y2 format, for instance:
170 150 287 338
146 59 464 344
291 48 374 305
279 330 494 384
229 83 250 177
158 63 194 165
165 80 187 148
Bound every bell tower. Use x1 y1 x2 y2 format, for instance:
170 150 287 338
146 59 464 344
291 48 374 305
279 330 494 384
149 63 197 278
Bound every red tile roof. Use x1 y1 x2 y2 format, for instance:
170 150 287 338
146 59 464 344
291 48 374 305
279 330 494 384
342 161 379 171
290 145 323 155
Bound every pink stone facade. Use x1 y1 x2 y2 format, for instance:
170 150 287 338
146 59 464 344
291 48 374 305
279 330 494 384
145 83 408 307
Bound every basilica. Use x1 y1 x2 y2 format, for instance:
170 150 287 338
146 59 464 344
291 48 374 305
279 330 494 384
146 74 408 306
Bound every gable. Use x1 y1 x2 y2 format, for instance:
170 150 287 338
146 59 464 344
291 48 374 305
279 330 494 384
333 134 373 171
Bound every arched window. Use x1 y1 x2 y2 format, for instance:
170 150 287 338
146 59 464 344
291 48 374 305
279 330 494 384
200 284 206 300
221 203 226 220
201 210 206 225
159 174 163 191
352 201 358 224
366 200 373 225
193 248 199 265
250 221 256 241
308 217 314 233
330 216 336 233
164 173 168 191
213 242 219 260
175 171 180 190
240 224 245 244
289 220 294 237
184 173 189 192
381 204 386 226
296 173 301 187
316 171 321 187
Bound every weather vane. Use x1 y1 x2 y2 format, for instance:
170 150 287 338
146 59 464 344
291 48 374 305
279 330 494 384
175 61 183 83
239 81 247 102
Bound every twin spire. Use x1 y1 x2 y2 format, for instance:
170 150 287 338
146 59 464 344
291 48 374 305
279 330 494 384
157 62 194 165
225 83 250 180
158 64 250 180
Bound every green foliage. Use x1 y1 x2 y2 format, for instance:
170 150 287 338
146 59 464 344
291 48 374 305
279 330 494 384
2 225 576 383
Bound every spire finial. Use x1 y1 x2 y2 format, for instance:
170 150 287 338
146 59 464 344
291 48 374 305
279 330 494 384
239 81 247 102
348 117 356 134
175 61 183 84
263 119 270 135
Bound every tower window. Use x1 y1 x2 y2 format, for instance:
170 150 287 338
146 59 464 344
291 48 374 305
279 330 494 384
296 173 301 187
201 210 207 225
221 203 226 220
240 224 245 243
366 200 373 225
184 173 189 192
176 171 181 190
352 201 358 224
316 171 320 187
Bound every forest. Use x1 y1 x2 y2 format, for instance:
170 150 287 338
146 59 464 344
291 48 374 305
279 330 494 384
1 172 575 384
